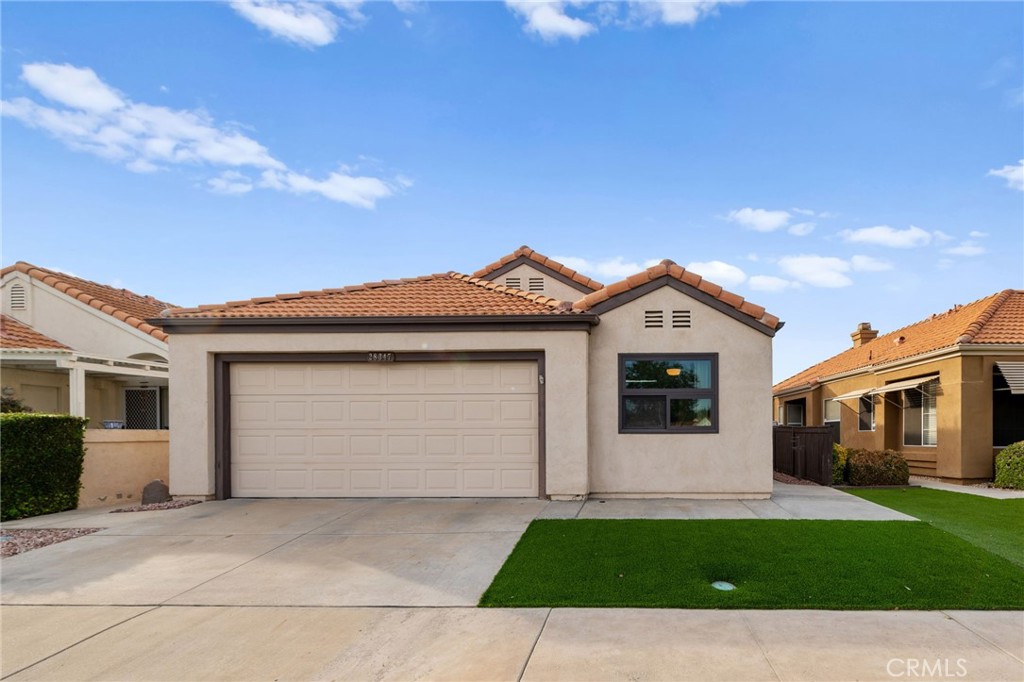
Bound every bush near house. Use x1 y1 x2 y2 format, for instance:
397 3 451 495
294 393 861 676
846 449 910 487
832 444 850 485
1 414 88 521
994 441 1024 490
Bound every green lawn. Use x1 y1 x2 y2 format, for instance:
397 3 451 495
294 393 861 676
480 519 1024 610
846 487 1024 567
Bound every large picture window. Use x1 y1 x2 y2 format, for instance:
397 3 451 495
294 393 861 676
619 354 718 433
994 366 1024 447
903 379 938 446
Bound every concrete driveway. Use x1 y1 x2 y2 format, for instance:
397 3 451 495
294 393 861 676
3 493 1022 681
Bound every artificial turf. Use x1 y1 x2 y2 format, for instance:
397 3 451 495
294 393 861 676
479 519 1024 610
846 487 1024 567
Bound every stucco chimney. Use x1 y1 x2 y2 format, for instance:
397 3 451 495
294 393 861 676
851 322 878 348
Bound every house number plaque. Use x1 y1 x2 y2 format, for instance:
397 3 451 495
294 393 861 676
367 352 395 363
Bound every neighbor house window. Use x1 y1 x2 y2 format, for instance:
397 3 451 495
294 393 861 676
823 399 841 424
784 400 805 426
903 379 937 446
619 354 717 433
858 395 875 431
994 366 1024 447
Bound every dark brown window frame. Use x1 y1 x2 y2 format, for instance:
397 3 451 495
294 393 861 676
618 353 719 434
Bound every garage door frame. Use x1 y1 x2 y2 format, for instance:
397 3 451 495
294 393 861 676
213 351 546 500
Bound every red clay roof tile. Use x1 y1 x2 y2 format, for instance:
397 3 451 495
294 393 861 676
472 245 604 291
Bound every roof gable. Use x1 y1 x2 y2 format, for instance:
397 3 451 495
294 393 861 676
1 262 176 342
473 246 603 293
0 315 70 351
572 259 781 335
773 289 1024 394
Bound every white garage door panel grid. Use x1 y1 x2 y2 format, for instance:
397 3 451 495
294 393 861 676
230 361 539 497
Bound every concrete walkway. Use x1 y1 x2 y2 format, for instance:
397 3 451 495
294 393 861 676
3 494 1019 681
911 476 1024 499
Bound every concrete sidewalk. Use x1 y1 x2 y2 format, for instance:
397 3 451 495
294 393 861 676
2 605 1021 681
911 476 1024 500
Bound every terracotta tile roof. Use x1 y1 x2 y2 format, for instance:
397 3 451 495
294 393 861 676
1 262 176 342
0 315 71 351
572 259 781 331
472 245 604 291
773 289 1024 394
166 272 579 319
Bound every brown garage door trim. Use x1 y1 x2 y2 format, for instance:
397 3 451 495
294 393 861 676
214 351 547 500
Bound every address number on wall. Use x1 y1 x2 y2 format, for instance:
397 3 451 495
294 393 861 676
367 352 395 363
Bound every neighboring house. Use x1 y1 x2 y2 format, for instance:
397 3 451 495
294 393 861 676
773 290 1024 483
1 262 175 428
158 247 781 501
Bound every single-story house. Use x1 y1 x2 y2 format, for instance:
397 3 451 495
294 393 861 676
773 289 1024 483
157 246 781 501
1 262 175 427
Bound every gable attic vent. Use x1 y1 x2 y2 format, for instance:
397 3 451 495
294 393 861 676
528 277 544 292
644 310 664 329
9 283 27 310
505 277 522 289
672 310 692 328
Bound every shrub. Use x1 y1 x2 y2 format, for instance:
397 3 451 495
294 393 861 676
994 441 1024 490
832 443 849 485
1 413 88 521
846 449 910 487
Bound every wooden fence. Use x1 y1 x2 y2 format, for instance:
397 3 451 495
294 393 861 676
773 426 834 485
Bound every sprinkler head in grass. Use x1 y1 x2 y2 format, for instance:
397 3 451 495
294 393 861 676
711 581 736 591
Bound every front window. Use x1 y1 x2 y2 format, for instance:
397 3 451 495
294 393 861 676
823 399 841 424
619 354 717 432
994 366 1024 447
858 395 875 431
784 400 805 426
903 380 937 446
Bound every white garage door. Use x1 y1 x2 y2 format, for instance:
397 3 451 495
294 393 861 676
229 361 539 497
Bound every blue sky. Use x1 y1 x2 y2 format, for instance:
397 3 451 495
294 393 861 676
3 1 1022 383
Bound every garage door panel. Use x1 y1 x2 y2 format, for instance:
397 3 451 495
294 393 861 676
230 361 539 497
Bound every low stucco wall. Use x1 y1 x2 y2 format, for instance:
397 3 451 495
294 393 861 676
79 430 170 508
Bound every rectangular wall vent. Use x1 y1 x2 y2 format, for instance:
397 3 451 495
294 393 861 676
505 277 521 289
644 310 664 329
9 284 27 310
672 310 692 328
528 277 544 292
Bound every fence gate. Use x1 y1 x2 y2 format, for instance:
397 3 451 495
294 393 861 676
773 426 833 485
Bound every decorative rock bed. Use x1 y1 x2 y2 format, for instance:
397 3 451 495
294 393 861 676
0 528 101 558
110 499 203 513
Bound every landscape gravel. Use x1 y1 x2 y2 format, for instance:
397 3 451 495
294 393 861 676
0 528 101 558
110 499 203 513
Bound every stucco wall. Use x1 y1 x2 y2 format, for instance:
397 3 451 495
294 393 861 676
491 264 590 303
1 275 168 360
80 430 170 508
0 367 124 427
587 286 775 498
168 329 591 499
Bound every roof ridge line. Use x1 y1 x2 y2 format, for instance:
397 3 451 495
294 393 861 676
956 289 1014 344
471 245 605 291
447 272 572 312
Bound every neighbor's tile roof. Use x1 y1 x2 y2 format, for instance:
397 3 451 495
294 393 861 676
572 259 781 331
472 245 604 291
0 315 71 351
773 289 1024 394
166 273 578 319
1 262 176 342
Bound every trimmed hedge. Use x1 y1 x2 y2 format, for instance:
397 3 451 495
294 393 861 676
1 413 88 521
994 441 1024 490
832 443 850 485
846 448 910 487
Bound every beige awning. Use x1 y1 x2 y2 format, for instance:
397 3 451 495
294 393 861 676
869 375 939 396
996 362 1024 395
831 388 872 401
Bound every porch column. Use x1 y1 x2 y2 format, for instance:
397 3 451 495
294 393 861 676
69 366 86 418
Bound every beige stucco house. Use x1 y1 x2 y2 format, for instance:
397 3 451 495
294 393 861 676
1 262 174 427
158 246 781 501
773 290 1024 483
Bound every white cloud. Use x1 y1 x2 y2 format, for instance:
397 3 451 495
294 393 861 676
850 255 893 272
778 255 853 288
684 260 746 287
968 230 989 238
748 275 797 292
987 159 1024 192
552 255 659 280
943 241 986 257
932 230 954 243
208 170 254 195
787 222 815 236
624 1 741 27
506 2 596 41
840 224 932 248
791 207 815 216
725 207 792 232
230 1 343 47
2 62 401 209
